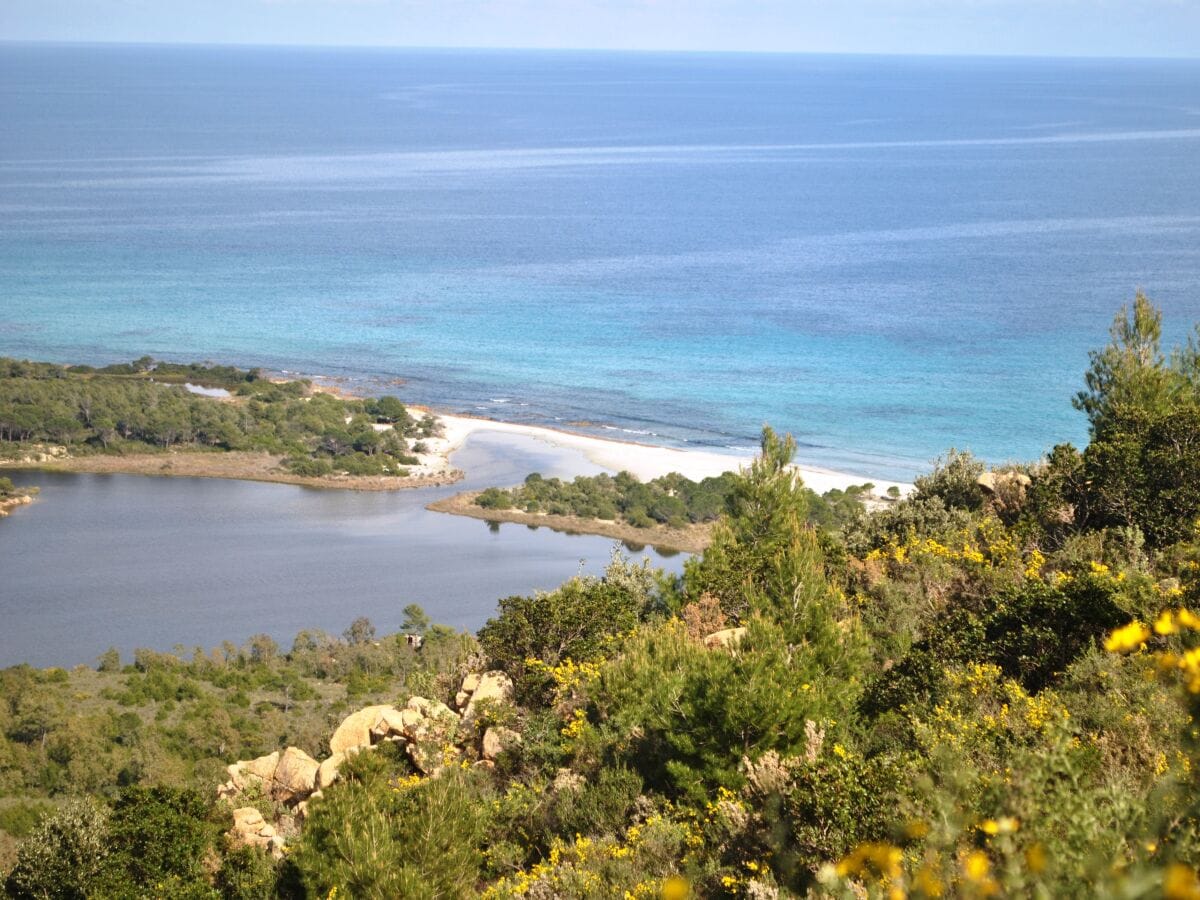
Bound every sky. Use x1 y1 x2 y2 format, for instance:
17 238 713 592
1 0 1199 58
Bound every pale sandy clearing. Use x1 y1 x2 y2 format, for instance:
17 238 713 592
416 411 912 496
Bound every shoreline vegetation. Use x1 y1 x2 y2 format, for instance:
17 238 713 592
4 296 1200 896
0 357 457 491
0 477 36 518
430 473 885 553
427 490 713 553
9 450 463 493
0 356 908 510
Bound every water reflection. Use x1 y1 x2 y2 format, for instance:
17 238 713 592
0 432 686 667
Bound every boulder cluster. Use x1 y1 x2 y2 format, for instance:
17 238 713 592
218 670 518 857
977 469 1034 518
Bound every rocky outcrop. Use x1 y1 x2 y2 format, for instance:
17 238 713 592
455 672 481 709
218 746 320 804
0 444 67 466
219 751 280 798
0 494 34 518
230 807 285 858
481 726 522 761
704 626 749 650
461 671 514 720
329 704 396 755
272 747 319 802
217 671 520 855
316 751 350 790
977 470 1033 518
408 696 457 721
976 470 1031 494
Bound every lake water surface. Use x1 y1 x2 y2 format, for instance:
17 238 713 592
0 434 685 668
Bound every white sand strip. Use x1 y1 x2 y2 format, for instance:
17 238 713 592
420 412 911 496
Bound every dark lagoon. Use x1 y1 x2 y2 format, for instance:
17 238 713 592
0 433 686 668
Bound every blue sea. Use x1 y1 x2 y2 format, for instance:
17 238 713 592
3 44 1200 480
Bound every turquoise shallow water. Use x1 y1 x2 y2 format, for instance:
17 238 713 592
3 46 1200 478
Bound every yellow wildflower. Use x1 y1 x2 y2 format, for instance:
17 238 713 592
1163 863 1200 900
904 819 930 839
1025 843 1047 874
962 850 990 882
977 817 1019 835
1104 621 1150 653
1156 610 1180 635
1024 549 1046 579
561 708 588 740
836 842 903 881
913 864 944 897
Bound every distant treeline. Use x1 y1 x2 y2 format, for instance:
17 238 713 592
0 357 437 477
474 469 879 531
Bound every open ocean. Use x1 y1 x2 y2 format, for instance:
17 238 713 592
3 44 1200 480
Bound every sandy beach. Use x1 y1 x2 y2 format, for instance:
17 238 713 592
3 368 912 499
415 410 912 496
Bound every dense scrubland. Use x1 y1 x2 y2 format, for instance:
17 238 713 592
5 293 1200 898
474 470 878 532
0 357 438 478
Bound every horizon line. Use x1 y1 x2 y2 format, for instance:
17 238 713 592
2 38 1197 63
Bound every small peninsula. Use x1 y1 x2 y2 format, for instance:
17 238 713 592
0 357 462 491
429 471 882 552
0 477 36 518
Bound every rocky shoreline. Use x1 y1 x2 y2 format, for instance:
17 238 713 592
0 493 34 518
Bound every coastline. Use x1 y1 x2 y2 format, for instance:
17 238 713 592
426 490 713 554
0 410 911 497
0 494 35 518
0 366 912 499
4 451 463 492
418 410 912 496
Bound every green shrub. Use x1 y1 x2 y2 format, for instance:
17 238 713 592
911 448 986 513
0 802 53 839
99 785 217 895
214 845 281 900
479 552 659 702
595 616 862 803
4 799 109 899
741 744 916 891
292 755 489 898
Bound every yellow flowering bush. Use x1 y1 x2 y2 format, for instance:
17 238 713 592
482 814 703 900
